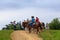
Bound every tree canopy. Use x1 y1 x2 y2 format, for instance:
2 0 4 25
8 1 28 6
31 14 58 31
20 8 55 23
49 18 60 30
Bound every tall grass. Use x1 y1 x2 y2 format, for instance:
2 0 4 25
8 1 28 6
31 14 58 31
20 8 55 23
0 30 13 40
38 30 60 40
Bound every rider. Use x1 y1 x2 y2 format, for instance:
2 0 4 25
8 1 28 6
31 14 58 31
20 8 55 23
35 17 40 25
13 21 16 30
28 16 35 27
31 16 35 23
36 17 40 23
27 18 29 22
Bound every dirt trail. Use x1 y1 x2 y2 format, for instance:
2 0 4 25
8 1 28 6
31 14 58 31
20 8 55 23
11 30 43 40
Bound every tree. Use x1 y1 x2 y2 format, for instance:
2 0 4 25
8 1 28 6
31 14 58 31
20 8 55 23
49 18 60 30
2 21 24 30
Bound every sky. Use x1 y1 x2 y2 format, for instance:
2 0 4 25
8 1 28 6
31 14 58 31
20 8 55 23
0 0 60 30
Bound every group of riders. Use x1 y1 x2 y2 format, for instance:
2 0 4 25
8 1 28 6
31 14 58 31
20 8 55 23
24 16 40 27
22 16 45 34
11 16 45 33
12 16 45 34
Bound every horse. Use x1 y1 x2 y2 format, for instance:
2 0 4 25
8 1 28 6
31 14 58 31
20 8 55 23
40 22 45 31
22 20 42 34
22 21 28 30
28 22 45 33
32 22 41 34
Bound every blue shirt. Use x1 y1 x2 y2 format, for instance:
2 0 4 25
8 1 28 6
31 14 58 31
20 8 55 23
31 18 35 23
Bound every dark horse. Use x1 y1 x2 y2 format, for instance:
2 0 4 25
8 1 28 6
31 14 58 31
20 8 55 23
22 21 28 30
32 22 41 34
22 21 43 34
40 22 45 31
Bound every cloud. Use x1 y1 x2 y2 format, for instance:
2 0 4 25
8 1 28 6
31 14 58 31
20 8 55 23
0 7 60 22
0 0 60 9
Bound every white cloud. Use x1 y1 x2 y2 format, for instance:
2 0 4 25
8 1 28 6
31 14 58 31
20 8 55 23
0 0 60 9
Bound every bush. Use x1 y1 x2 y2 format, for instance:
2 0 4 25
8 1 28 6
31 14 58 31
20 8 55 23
49 18 60 30
2 23 24 30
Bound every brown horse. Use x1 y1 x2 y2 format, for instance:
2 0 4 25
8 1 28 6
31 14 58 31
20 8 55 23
32 22 41 34
22 19 45 34
22 21 28 30
22 20 42 34
40 22 45 31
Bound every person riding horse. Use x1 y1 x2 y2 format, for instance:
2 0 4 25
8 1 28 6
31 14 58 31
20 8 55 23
22 16 44 34
22 20 28 30
28 16 41 33
35 17 40 25
28 16 35 27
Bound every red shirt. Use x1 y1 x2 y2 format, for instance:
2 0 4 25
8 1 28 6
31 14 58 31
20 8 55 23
36 17 40 23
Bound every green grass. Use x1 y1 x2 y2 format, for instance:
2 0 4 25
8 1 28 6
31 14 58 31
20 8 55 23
38 30 60 40
0 30 13 40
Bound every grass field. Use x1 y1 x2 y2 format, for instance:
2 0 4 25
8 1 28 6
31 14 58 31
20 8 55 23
38 30 60 40
0 30 60 40
0 30 13 40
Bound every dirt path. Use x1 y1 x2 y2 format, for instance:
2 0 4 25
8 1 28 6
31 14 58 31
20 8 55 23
11 30 43 40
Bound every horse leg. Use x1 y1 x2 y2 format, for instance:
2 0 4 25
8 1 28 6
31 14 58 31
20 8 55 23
33 27 38 34
33 26 36 33
41 26 44 31
33 28 36 33
36 27 39 34
39 27 41 32
28 27 31 33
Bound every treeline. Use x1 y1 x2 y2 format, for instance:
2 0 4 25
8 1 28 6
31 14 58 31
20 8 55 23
2 21 24 30
49 18 60 30
2 18 60 30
